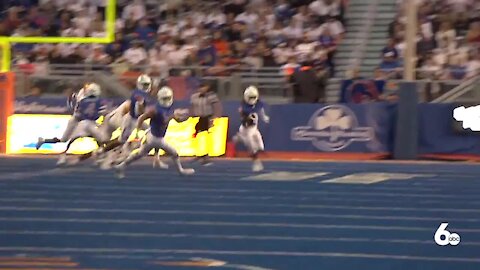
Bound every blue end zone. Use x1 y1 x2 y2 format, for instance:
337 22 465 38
0 156 479 270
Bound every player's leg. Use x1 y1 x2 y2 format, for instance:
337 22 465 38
36 117 79 150
152 147 169 169
250 127 265 172
114 132 156 178
99 114 136 169
159 138 195 175
193 116 212 166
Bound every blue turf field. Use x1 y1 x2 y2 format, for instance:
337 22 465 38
0 156 479 270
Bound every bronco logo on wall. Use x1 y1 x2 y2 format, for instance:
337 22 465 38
290 104 374 151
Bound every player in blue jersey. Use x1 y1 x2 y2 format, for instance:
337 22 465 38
232 85 270 172
114 86 195 178
93 74 168 169
36 83 109 165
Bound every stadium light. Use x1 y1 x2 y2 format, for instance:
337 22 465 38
0 0 116 71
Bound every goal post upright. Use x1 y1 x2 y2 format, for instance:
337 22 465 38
0 0 116 71
0 0 116 153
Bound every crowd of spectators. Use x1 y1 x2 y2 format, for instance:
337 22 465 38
2 0 347 79
381 0 480 80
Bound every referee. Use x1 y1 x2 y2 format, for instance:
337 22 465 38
190 80 222 165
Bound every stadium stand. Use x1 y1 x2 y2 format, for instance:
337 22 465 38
3 0 347 84
385 0 480 80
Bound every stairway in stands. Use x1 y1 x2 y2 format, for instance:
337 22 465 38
325 0 398 103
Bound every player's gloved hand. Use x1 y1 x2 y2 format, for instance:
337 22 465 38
263 115 270 124
209 118 215 128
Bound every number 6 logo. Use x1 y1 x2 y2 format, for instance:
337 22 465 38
434 223 460 246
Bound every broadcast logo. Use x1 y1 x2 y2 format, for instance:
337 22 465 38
291 105 373 151
434 223 460 246
453 105 480 131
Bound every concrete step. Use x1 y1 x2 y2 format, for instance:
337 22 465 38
348 12 396 20
349 32 388 39
342 39 386 45
359 58 381 66
348 5 396 12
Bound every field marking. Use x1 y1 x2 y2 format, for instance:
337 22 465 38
0 167 95 181
1 217 479 232
2 197 480 213
1 184 477 200
0 181 453 194
0 206 479 222
2 230 480 246
242 172 328 181
0 197 478 213
321 173 434 184
0 247 478 263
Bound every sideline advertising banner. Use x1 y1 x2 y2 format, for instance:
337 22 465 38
7 114 228 157
273 103 395 153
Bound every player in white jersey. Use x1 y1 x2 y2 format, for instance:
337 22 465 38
93 74 167 169
36 83 109 165
232 86 270 172
114 86 195 178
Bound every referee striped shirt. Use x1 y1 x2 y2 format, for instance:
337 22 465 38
190 91 220 117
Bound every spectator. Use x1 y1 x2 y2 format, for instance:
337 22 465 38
283 18 303 40
382 39 399 61
260 41 276 67
197 37 217 66
435 21 457 53
466 22 480 45
293 5 311 28
180 16 198 39
256 11 275 34
448 54 467 80
224 21 244 42
72 9 91 33
135 18 155 44
206 8 227 27
323 16 345 41
122 0 146 21
167 39 188 66
281 56 300 76
272 42 293 65
290 62 324 103
123 41 147 67
149 50 169 80
379 39 400 76
235 5 258 27
309 0 328 19
243 45 263 69
319 27 336 75
295 34 317 63
86 45 111 65
212 31 230 55
419 54 442 80
161 37 177 55
466 52 480 78
157 18 179 36
417 32 436 63
106 41 124 62
274 0 292 21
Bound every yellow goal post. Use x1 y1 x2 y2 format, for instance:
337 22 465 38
0 0 116 72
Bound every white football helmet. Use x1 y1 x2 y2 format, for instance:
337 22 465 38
85 83 101 98
137 74 152 92
157 86 174 107
244 85 259 105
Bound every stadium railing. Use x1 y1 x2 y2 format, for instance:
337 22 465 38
12 64 292 103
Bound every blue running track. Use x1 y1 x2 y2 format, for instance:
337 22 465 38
0 156 479 270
